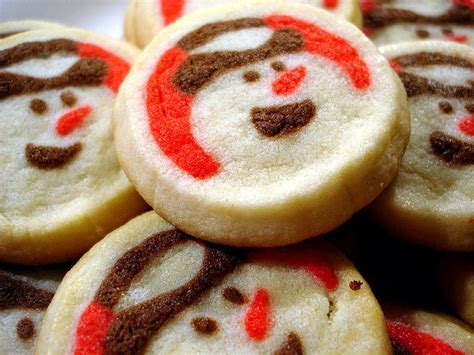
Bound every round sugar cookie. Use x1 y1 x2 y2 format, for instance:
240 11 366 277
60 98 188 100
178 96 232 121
37 211 391 354
0 29 149 265
369 41 474 251
439 256 474 327
125 0 363 48
114 1 410 247
0 20 64 40
384 304 474 354
0 264 69 354
361 0 474 47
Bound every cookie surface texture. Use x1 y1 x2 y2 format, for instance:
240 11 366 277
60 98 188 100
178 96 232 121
0 264 68 354
361 0 474 47
384 304 474 354
370 41 474 251
37 211 391 354
114 1 410 247
0 20 64 40
126 0 362 48
0 29 148 264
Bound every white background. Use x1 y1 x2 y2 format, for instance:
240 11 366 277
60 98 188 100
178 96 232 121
0 0 129 38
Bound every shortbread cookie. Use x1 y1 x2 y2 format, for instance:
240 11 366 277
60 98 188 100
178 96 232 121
369 41 474 251
0 264 68 354
0 29 148 264
125 0 363 48
384 304 474 354
439 256 474 327
114 1 410 247
362 0 474 47
0 20 64 40
37 211 391 354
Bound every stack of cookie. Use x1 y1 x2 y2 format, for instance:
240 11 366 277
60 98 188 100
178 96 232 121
0 0 472 354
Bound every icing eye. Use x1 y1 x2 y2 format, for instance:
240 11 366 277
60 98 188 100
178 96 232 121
243 71 260 83
415 29 430 39
30 99 48 115
442 27 454 36
271 61 287 72
16 317 35 341
222 287 246 305
465 103 474 113
439 101 453 114
61 91 77 107
191 317 218 335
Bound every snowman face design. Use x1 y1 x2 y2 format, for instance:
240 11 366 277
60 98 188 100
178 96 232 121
146 16 372 180
362 0 474 46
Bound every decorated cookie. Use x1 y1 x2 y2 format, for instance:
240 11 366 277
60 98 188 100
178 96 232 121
0 29 149 264
384 304 474 354
114 1 410 247
361 0 474 47
439 256 474 327
0 264 69 354
0 20 64 40
369 41 474 251
37 211 391 354
125 0 363 48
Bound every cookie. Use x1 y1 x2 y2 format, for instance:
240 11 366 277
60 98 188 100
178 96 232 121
369 41 474 251
36 211 391 354
361 0 474 47
384 304 474 354
125 0 363 48
0 264 69 354
0 29 149 264
439 256 474 327
0 20 64 40
114 1 410 247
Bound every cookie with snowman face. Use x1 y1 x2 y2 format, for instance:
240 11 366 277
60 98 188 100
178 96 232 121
36 211 391 354
369 41 474 251
384 304 474 354
114 1 410 247
0 264 69 354
0 29 148 264
125 0 363 48
0 20 64 40
361 0 474 47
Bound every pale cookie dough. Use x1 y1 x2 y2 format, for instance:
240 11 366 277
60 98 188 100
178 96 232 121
0 20 64 40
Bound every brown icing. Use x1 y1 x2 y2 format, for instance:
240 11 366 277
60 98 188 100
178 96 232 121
349 280 363 291
61 91 77 107
177 18 266 51
0 31 21 39
415 29 430 39
274 333 304 355
243 71 261 83
364 4 474 29
0 39 77 69
394 53 473 70
173 28 304 95
271 61 287 72
0 57 107 100
30 98 48 115
25 143 82 170
0 271 53 310
438 101 453 114
465 103 474 113
429 131 474 165
16 317 35 341
191 317 218 335
251 99 316 137
391 340 411 355
442 27 454 36
97 230 242 354
222 287 246 305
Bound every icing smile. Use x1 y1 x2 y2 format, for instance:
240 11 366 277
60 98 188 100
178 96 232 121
25 143 82 170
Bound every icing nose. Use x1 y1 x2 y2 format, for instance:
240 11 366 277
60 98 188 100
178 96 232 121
56 105 92 136
459 114 474 136
272 65 307 96
445 34 468 43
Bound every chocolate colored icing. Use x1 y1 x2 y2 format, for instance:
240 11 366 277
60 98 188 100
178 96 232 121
25 143 82 170
430 131 474 165
16 317 35 341
0 271 53 310
222 287 246 305
274 333 303 355
191 317 218 335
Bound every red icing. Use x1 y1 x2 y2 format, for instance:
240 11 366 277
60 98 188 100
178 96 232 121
74 302 114 355
160 0 186 25
251 246 338 291
469 217 474 224
244 288 271 341
55 105 92 136
78 42 130 93
445 35 468 43
363 27 374 37
360 0 376 12
459 115 474 136
387 321 464 355
389 59 401 73
264 15 371 90
146 47 220 179
324 0 339 9
453 0 474 9
272 65 307 96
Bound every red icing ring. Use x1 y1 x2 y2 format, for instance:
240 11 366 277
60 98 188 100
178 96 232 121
244 288 271 341
323 0 339 9
160 0 186 25
387 321 465 355
360 0 376 13
453 0 474 10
